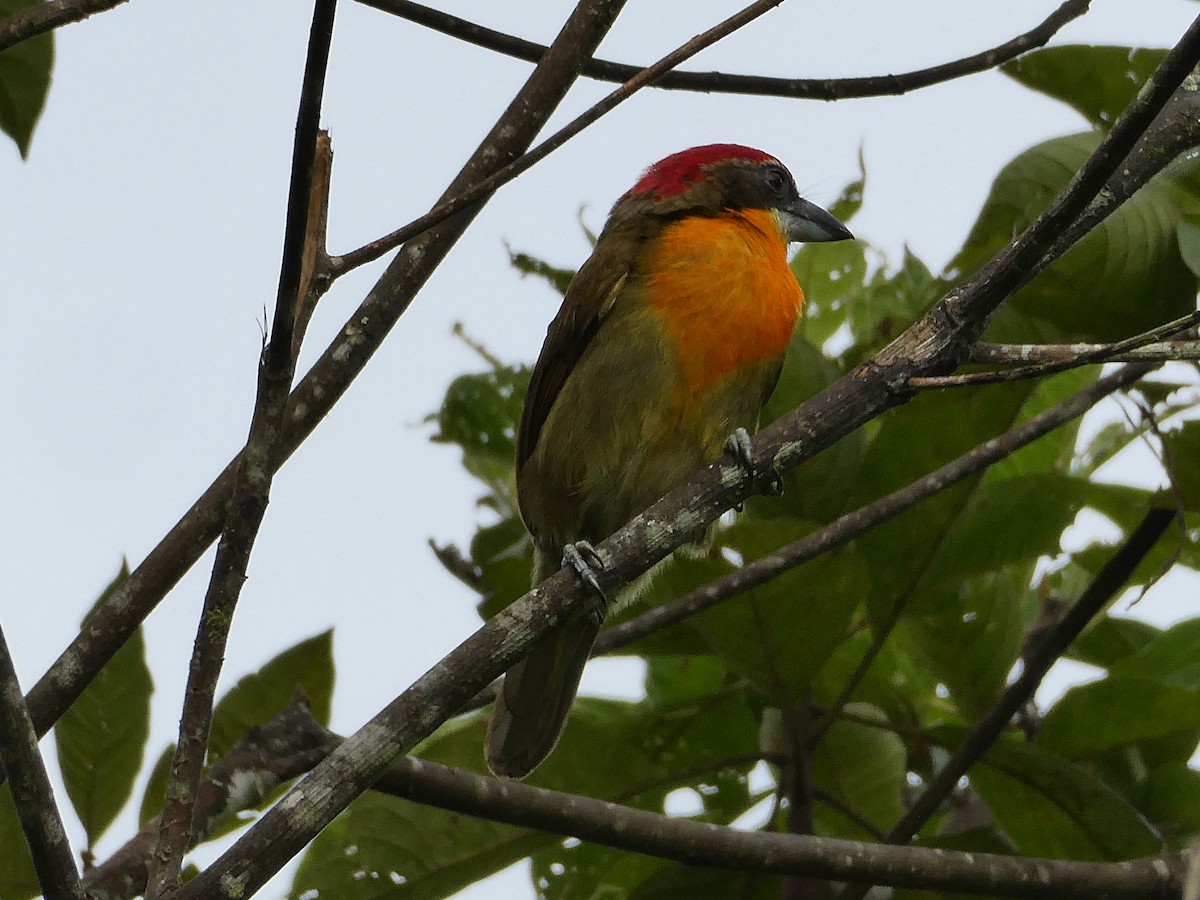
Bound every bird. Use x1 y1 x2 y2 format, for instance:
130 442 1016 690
485 143 853 778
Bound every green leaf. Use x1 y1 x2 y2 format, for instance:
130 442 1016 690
537 840 668 900
688 519 866 704
1161 422 1200 513
1069 615 1160 670
1002 46 1167 128
0 0 53 158
1039 676 1200 757
920 474 1088 590
955 132 1200 343
1110 617 1200 687
507 248 575 295
811 704 905 837
826 150 865 224
852 380 1034 623
139 744 174 827
54 563 152 848
1139 762 1200 840
901 564 1029 718
208 629 333 763
0 786 39 900
846 249 942 357
431 362 529 509
468 515 533 619
966 732 1163 860
793 240 869 351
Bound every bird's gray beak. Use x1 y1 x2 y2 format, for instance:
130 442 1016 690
778 197 854 243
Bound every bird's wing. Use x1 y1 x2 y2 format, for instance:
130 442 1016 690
516 241 631 470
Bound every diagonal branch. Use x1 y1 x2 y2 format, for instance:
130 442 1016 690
362 0 1090 101
837 505 1178 900
0 621 86 900
142 2 337 895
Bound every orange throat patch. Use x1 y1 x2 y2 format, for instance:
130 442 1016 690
643 208 803 393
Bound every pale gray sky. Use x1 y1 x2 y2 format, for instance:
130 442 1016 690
3 1 1199 897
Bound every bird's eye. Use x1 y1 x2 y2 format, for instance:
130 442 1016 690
764 166 788 195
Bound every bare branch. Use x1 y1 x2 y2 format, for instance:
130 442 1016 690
0 622 86 900
0 0 126 53
291 129 334 363
330 0 791 276
363 0 1091 101
912 310 1200 388
83 692 336 900
364 755 1177 899
143 2 337 894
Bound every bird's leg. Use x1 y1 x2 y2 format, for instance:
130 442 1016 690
562 541 608 626
724 427 785 504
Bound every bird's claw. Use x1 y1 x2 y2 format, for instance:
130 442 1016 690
562 541 607 626
724 427 784 502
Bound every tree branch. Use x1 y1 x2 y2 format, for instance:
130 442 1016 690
0 0 126 53
83 691 337 900
0 622 86 900
362 0 1090 101
911 310 1200 388
362 755 1178 899
838 506 1178 900
143 2 336 894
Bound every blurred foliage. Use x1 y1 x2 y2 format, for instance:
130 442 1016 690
0 0 53 158
278 41 1200 899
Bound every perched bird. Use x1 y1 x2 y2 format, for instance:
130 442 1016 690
485 144 853 778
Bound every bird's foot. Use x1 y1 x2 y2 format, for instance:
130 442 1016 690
724 427 784 503
562 541 607 626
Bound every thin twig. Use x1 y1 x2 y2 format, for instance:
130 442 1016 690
0 0 126 52
915 311 1200 388
0 622 87 900
329 0 789 276
838 507 1177 900
143 2 337 895
363 0 1090 101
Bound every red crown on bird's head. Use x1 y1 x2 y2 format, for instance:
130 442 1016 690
630 144 780 199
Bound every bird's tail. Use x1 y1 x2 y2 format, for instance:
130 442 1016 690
484 575 602 779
